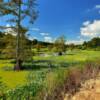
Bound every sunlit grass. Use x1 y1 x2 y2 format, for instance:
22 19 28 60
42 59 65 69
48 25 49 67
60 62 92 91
0 50 100 89
33 50 100 62
0 71 28 89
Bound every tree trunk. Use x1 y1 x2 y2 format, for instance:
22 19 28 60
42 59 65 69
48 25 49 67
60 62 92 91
14 59 21 70
15 0 21 71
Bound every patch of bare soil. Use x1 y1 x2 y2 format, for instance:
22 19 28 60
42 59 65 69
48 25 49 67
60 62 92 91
64 74 100 100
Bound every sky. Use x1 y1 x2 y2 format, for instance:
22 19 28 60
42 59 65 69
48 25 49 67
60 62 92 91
29 0 100 44
0 0 100 44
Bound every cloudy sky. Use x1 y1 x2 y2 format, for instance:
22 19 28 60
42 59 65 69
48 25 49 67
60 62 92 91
0 0 100 44
29 0 100 44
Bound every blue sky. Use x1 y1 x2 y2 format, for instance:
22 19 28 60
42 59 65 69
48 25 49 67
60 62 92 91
0 0 100 44
29 0 100 44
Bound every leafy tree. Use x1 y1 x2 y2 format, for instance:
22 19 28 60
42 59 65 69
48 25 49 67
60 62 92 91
53 36 66 55
90 37 100 48
48 44 53 51
82 37 100 49
0 0 38 70
69 43 75 51
2 27 33 62
32 39 38 45
35 43 42 55
82 41 87 49
2 34 16 59
0 31 5 53
0 31 4 37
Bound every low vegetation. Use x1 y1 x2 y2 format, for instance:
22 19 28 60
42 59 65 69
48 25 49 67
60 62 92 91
46 60 100 100
0 1 99 100
0 50 100 99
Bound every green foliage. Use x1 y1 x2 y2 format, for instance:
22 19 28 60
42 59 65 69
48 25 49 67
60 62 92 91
0 50 99 99
53 35 66 53
0 71 47 100
82 37 100 50
68 43 75 51
0 77 7 99
0 32 33 62
0 0 38 70
1 34 16 59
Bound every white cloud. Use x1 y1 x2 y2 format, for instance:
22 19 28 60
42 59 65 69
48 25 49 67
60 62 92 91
40 32 49 36
80 20 100 37
31 28 40 31
29 36 37 40
6 24 10 27
86 5 100 14
95 5 100 9
44 36 53 43
66 39 84 45
83 21 90 26
5 24 16 36
95 5 100 14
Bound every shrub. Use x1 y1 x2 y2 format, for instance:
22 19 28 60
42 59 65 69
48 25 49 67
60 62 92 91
47 61 100 100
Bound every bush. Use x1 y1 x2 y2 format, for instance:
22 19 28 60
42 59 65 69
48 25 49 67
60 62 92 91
47 61 100 100
0 71 47 100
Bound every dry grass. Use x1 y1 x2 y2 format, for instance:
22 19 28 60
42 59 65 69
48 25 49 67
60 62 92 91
47 61 100 100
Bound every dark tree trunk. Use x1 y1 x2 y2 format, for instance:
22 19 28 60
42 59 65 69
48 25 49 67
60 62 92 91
14 59 22 70
15 0 21 71
58 52 62 56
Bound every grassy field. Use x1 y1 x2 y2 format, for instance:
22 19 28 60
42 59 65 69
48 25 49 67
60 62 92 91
0 50 100 89
34 50 100 64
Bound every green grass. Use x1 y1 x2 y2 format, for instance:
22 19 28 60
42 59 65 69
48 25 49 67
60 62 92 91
0 71 28 89
0 60 29 88
33 50 100 63
0 50 100 89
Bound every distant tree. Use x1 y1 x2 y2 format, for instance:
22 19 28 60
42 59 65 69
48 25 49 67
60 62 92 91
81 41 87 49
2 34 16 59
35 43 42 55
54 36 66 55
32 39 38 46
0 31 4 37
90 37 100 48
0 31 5 53
48 45 53 51
69 43 75 51
0 0 38 70
82 37 100 49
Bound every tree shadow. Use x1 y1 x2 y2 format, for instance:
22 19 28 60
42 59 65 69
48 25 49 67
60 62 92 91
21 60 84 70
1 60 85 71
21 60 58 70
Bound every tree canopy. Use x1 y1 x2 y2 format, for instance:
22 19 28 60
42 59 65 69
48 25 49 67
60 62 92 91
0 0 38 70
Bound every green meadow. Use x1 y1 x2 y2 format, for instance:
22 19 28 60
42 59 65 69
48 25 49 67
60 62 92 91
0 50 100 89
